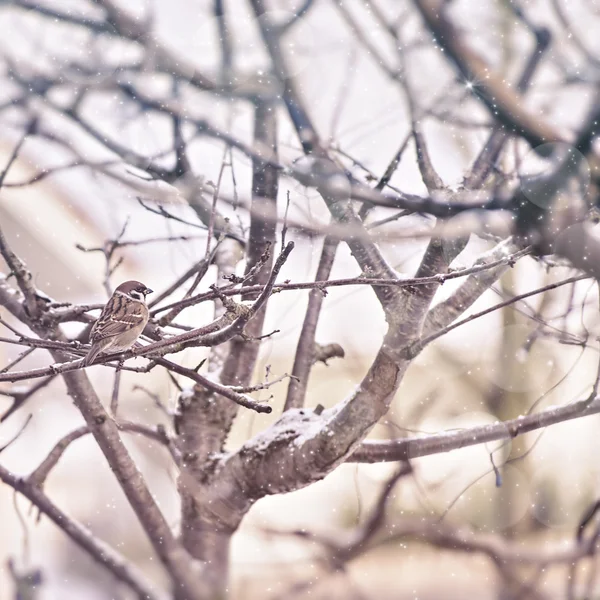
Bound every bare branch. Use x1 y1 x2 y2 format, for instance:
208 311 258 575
1 376 56 423
0 223 42 320
28 426 90 488
0 414 32 453
285 235 339 410
413 0 564 147
353 395 600 462
0 464 161 600
423 238 523 337
408 274 587 358
155 356 273 414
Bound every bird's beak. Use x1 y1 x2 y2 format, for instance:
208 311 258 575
144 288 154 296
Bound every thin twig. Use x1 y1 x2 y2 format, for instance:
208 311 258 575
0 119 37 189
151 247 531 316
0 347 36 373
0 376 57 423
155 357 273 414
406 274 588 358
0 225 40 320
0 415 32 453
28 426 90 488
110 369 122 416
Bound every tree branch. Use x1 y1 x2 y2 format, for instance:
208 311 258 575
413 0 564 148
0 464 161 600
352 395 600 462
284 235 339 410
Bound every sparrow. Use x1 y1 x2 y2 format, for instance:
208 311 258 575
83 280 153 367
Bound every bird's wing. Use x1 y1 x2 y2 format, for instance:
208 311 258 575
90 295 148 342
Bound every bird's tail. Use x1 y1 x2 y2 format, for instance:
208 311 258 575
82 344 102 367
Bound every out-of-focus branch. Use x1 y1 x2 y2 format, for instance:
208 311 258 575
464 18 551 189
28 426 91 488
0 346 35 373
387 517 591 566
550 0 600 68
9 69 529 224
4 0 113 33
283 511 595 585
270 461 412 577
0 463 162 600
92 0 217 92
413 126 444 192
396 29 468 320
553 220 600 280
333 1 400 82
0 414 31 453
149 259 212 309
214 0 233 79
27 422 173 489
0 375 56 423
278 0 315 33
0 118 36 188
413 0 564 148
0 275 29 322
359 132 411 220
0 127 44 319
341 463 412 558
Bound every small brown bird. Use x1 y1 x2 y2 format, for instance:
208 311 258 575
83 280 153 367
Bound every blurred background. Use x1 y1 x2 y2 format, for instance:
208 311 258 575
1 0 600 598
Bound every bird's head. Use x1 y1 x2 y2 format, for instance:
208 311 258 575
115 280 153 302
